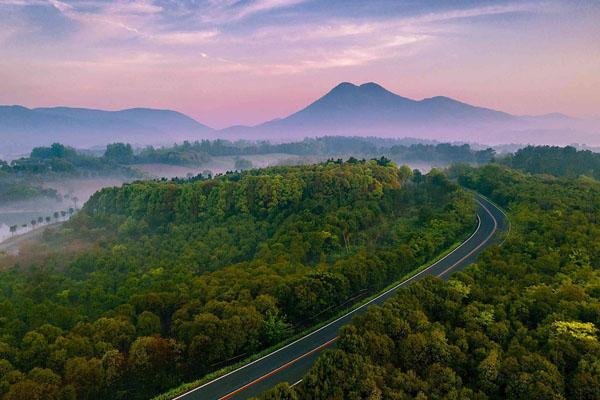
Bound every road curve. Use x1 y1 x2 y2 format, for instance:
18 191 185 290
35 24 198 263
173 193 507 400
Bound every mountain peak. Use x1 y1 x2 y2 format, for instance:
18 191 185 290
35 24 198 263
328 82 359 94
330 81 388 93
359 82 385 90
423 95 454 102
325 81 402 101
333 81 358 89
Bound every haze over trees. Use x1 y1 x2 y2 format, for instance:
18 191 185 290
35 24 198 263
126 137 496 167
1 137 493 205
0 143 139 205
1 138 492 240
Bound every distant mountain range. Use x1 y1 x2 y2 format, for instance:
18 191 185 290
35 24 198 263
0 105 215 157
1 82 597 157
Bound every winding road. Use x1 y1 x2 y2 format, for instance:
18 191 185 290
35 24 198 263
173 193 507 400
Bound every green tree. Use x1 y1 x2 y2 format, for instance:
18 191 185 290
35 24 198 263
104 143 134 164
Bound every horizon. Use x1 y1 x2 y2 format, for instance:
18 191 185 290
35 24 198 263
1 1 599 128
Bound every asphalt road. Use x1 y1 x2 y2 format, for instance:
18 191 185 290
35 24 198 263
173 193 507 400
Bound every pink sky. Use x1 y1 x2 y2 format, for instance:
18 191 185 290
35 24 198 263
0 1 599 128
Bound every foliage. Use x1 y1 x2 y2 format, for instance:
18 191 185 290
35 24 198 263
499 145 600 179
0 143 138 202
389 142 494 164
272 164 600 400
135 141 210 165
0 161 474 399
104 143 134 164
0 175 59 203
3 143 137 179
30 143 77 160
133 137 494 166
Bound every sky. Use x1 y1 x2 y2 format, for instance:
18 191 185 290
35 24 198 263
0 0 599 128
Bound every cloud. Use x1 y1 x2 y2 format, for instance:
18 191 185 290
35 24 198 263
0 0 47 5
197 0 308 23
258 33 429 75
232 0 306 19
216 1 549 74
154 30 219 45
0 0 559 76
104 1 163 15
58 51 170 68
411 1 552 24
39 1 220 45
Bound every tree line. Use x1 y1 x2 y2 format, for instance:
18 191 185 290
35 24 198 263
0 143 137 203
498 145 600 180
4 143 136 177
125 137 496 166
7 209 75 237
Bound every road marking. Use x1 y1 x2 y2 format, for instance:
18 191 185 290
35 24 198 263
291 379 303 388
474 192 511 245
218 338 338 400
174 195 502 400
436 199 498 278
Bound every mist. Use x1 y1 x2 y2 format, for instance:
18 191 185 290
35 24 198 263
0 176 130 243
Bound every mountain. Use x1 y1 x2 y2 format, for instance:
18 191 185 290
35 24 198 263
2 83 598 157
220 82 597 145
0 106 215 157
275 82 513 126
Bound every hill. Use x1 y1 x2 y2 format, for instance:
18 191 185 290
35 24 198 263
0 105 215 156
0 161 475 399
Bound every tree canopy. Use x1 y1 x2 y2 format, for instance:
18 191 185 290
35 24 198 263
259 163 600 400
0 161 474 400
499 145 600 179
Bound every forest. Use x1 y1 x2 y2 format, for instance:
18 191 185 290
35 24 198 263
133 137 496 166
0 173 59 204
4 143 135 177
0 138 494 204
0 161 475 399
258 163 600 400
0 143 138 203
499 145 600 179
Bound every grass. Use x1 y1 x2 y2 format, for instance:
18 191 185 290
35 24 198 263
152 218 476 400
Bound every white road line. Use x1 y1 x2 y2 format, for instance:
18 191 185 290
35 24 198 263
436 199 497 278
472 192 511 245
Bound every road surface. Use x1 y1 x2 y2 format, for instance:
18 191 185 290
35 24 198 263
0 222 63 256
173 193 507 400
